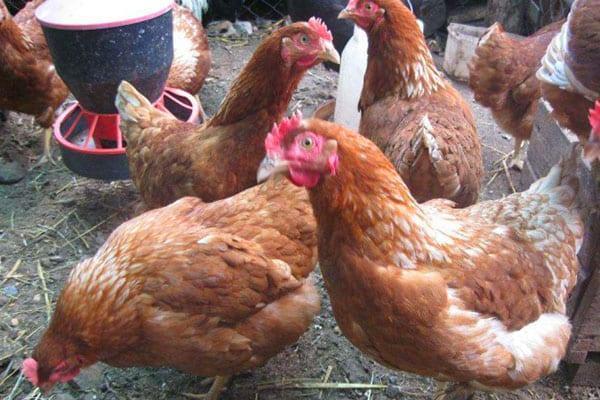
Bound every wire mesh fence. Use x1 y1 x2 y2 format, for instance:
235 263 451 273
240 0 287 20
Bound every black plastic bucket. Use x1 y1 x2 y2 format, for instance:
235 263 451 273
41 10 174 114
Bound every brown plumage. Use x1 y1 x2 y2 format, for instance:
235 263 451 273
168 5 211 95
537 0 600 141
23 177 319 399
116 21 340 208
259 116 582 398
340 0 483 207
469 20 564 170
0 0 68 128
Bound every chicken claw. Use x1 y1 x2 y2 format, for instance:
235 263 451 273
508 138 528 171
199 375 231 400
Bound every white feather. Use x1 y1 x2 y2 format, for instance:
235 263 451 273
537 12 598 101
179 0 209 21
334 26 368 131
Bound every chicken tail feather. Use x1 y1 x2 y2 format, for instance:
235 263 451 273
527 145 579 196
527 145 583 254
414 115 461 199
115 81 155 123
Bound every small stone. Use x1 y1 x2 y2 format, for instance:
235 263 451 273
40 257 52 268
2 285 18 297
50 255 64 263
233 20 253 36
33 294 42 303
0 158 26 185
10 318 19 327
316 341 328 350
0 295 9 306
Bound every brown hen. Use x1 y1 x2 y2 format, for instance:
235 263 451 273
537 0 600 163
0 0 68 161
339 0 483 207
259 115 583 399
168 5 212 97
469 20 564 170
22 176 319 400
116 20 340 209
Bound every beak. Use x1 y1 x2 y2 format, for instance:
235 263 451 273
257 155 290 183
338 8 354 20
320 40 341 65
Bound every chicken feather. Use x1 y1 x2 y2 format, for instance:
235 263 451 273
23 177 319 396
342 0 483 207
116 22 339 208
0 0 68 128
260 116 582 393
469 20 564 169
537 0 600 141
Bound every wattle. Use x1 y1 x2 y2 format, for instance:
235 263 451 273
290 169 321 188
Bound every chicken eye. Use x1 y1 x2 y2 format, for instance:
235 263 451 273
300 34 310 44
301 137 315 149
365 2 373 10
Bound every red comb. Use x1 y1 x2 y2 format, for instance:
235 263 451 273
265 111 304 153
22 358 39 386
589 101 600 133
308 17 333 41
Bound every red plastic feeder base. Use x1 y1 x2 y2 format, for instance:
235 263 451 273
54 87 200 181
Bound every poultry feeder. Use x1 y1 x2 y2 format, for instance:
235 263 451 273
35 0 201 180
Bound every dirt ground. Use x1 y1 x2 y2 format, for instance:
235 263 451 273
1 27 599 400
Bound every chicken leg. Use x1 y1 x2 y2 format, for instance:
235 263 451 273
196 95 208 123
204 375 231 400
31 127 57 167
509 138 527 171
43 127 56 165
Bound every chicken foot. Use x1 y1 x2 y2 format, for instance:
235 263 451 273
32 127 56 167
202 375 231 400
508 138 528 171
